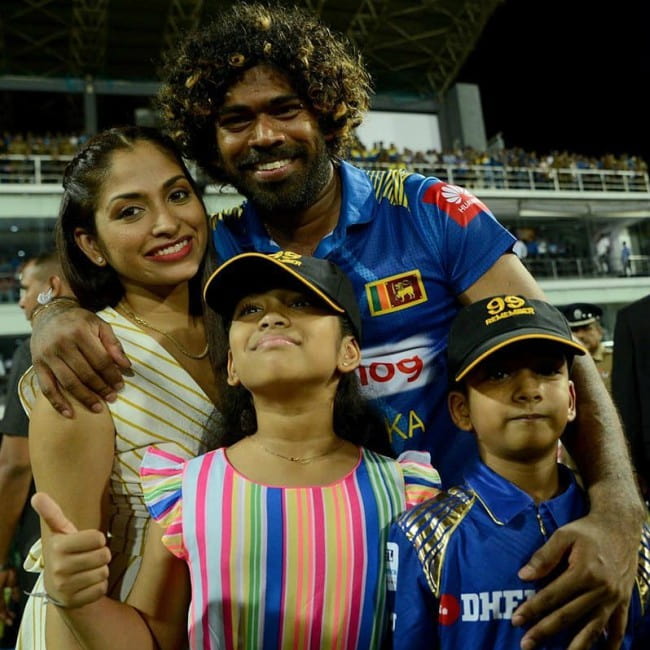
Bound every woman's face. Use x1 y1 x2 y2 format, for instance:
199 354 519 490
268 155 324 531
75 140 208 296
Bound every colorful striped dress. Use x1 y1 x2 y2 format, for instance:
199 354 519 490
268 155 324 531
16 307 213 650
141 446 441 650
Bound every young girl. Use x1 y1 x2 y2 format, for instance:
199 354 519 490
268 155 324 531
18 126 216 649
32 251 441 649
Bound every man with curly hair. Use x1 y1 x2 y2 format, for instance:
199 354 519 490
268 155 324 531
30 4 645 649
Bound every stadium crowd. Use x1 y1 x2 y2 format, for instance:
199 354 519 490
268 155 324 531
2 130 647 175
348 135 649 174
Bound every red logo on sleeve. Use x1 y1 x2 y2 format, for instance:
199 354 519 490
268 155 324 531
422 182 489 227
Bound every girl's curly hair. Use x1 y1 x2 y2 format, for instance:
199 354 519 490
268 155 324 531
156 2 373 182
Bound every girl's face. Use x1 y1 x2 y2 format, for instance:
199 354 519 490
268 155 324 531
226 288 360 394
75 141 208 296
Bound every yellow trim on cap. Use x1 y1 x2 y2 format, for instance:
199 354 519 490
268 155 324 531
454 333 588 382
203 252 345 314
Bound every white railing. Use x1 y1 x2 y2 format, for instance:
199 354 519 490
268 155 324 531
0 154 71 184
355 161 650 193
523 255 650 279
1 154 649 193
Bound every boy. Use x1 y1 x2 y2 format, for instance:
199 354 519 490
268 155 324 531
387 295 650 649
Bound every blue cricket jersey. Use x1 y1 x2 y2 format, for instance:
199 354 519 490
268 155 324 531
387 460 650 649
212 161 515 485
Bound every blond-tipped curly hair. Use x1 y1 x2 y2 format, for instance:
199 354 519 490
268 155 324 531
156 2 373 182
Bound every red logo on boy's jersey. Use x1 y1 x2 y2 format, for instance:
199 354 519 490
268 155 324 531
438 594 461 625
422 182 489 227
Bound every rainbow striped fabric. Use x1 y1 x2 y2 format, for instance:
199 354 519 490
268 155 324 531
141 445 440 649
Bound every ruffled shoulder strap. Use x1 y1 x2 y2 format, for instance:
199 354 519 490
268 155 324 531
396 450 442 508
140 446 187 559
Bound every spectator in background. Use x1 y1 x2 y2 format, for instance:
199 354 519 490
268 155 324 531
0 250 73 644
621 241 632 276
560 303 612 392
596 233 611 274
612 295 650 502
512 234 528 260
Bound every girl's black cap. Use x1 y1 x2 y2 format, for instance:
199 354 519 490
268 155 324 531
203 251 362 340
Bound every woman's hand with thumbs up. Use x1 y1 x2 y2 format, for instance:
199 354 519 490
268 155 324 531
31 492 112 609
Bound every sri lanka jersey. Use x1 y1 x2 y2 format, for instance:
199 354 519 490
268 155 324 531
387 460 650 649
212 161 515 486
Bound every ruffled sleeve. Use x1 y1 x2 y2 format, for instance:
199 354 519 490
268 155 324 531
140 446 187 559
396 450 442 508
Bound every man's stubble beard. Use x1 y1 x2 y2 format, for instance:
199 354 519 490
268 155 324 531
222 138 333 225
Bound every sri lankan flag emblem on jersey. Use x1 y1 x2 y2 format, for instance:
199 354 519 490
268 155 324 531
366 270 428 316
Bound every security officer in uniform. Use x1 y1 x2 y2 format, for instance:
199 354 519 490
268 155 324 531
561 303 612 392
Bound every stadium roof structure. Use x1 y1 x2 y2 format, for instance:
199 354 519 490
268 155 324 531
0 0 504 108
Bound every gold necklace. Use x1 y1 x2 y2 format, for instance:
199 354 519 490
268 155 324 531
119 301 208 360
250 435 345 464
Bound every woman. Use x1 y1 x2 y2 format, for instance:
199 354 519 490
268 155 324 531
17 126 216 649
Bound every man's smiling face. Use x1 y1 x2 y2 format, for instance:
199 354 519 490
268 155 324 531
215 64 332 216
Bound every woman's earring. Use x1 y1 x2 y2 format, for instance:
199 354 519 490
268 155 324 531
96 256 105 265
36 287 53 305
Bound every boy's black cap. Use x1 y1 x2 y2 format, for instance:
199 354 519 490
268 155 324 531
203 251 362 340
448 295 587 383
559 303 603 328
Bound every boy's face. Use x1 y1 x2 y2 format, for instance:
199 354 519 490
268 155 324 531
448 341 576 465
226 287 360 395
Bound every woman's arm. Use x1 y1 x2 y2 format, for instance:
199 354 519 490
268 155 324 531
29 391 115 648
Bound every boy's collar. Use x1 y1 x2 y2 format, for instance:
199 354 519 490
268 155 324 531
464 458 584 527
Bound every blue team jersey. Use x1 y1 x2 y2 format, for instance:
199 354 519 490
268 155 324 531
212 161 515 485
387 460 650 649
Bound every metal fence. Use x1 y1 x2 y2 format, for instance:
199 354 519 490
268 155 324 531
356 162 650 193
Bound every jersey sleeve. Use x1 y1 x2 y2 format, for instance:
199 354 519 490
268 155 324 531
409 176 516 296
140 446 187 559
386 523 439 650
396 450 441 507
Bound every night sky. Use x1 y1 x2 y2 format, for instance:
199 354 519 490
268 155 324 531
455 0 650 162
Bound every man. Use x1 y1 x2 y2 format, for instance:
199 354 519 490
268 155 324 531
28 5 644 648
0 251 74 642
596 232 611 274
612 295 650 501
561 302 613 392
621 241 632 276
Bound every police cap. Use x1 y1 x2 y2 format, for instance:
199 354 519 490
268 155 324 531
560 303 603 328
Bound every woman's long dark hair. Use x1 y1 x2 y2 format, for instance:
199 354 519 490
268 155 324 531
56 125 208 313
200 315 394 457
